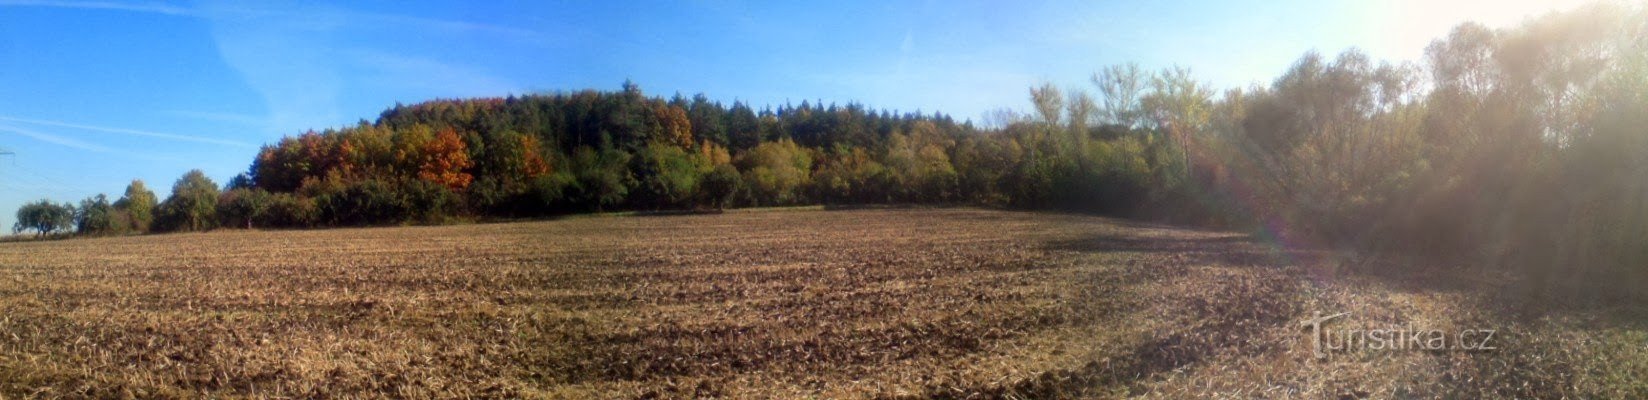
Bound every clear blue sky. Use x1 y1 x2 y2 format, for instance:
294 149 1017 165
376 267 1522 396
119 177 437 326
0 0 1590 230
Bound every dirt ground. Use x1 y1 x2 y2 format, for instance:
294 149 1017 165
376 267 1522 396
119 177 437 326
0 208 1641 398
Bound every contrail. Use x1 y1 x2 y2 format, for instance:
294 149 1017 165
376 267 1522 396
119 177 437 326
0 115 254 148
0 0 195 16
0 124 118 153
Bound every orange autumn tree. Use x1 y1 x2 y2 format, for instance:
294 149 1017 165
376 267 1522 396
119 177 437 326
334 138 360 177
653 103 693 148
516 134 551 178
418 128 475 190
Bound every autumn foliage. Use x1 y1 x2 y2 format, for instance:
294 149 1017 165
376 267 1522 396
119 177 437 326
417 128 474 190
35 5 1648 295
515 135 551 178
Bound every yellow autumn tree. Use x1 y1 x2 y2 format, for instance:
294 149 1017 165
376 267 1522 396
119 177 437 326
653 104 693 148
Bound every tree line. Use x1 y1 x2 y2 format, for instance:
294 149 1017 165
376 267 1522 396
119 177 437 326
17 4 1648 292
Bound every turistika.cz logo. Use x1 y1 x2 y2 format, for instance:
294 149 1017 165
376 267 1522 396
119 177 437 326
1300 312 1497 359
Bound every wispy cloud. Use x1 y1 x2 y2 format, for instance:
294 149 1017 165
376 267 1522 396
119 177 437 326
347 50 518 97
6 1 536 136
2 1 545 43
198 2 346 135
0 124 184 162
0 116 254 148
0 0 193 16
185 3 534 135
164 110 268 126
0 124 118 153
351 10 548 43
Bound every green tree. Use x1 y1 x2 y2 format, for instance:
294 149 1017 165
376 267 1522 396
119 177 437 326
812 146 889 203
635 141 708 209
14 199 74 236
75 194 119 235
737 139 813 205
217 188 273 229
113 179 157 233
883 121 958 202
700 164 743 209
727 101 761 151
569 146 633 211
155 170 221 232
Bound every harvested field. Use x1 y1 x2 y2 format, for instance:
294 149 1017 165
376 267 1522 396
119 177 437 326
0 208 1643 398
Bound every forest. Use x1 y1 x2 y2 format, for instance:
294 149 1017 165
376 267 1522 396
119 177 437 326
15 4 1648 293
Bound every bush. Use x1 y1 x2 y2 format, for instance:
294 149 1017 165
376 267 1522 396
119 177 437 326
403 179 462 223
569 147 633 211
217 188 274 229
464 177 515 217
700 164 742 209
258 193 318 228
526 172 576 214
317 179 409 226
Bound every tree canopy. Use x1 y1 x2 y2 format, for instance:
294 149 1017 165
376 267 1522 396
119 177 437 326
13 200 73 236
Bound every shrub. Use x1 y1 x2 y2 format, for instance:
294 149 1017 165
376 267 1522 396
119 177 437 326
318 179 409 226
259 193 319 228
402 179 462 223
700 164 743 209
217 188 274 229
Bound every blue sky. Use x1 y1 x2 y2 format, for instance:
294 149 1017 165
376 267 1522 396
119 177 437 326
0 0 1591 230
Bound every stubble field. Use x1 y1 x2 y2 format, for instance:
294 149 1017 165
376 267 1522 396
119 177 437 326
0 208 1643 398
